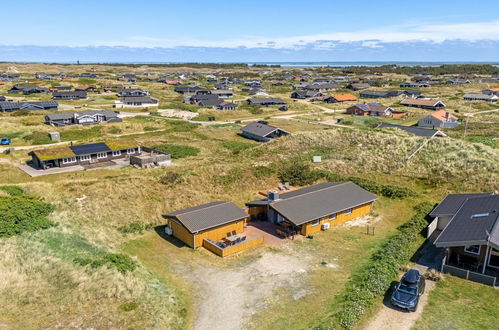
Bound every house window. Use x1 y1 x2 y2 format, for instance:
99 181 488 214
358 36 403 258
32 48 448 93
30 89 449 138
311 219 320 226
79 155 91 161
126 148 135 154
112 150 121 157
464 245 480 255
344 208 353 215
96 152 107 159
62 157 76 164
330 213 337 220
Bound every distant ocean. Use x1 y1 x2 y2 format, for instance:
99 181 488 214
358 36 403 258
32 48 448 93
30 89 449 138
245 61 499 68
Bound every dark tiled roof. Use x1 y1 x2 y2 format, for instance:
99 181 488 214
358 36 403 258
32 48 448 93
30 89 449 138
435 195 499 247
241 122 287 138
247 182 377 226
377 123 446 138
70 142 111 155
430 193 493 217
164 201 248 233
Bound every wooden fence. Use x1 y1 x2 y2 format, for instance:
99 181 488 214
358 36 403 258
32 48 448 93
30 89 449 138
203 236 264 257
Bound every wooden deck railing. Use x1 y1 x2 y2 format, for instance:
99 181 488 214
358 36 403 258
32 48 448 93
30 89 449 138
203 236 264 257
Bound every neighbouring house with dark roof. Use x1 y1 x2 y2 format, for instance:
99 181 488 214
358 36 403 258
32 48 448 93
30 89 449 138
174 85 208 94
117 89 149 97
346 103 405 118
291 90 325 99
446 79 471 85
210 89 233 98
432 194 499 286
0 95 5 102
8 85 49 95
188 94 223 107
247 97 286 107
360 90 403 98
246 182 377 236
29 141 142 170
45 110 121 126
52 91 87 100
417 110 459 128
115 96 159 108
482 88 499 96
217 101 238 110
463 93 498 102
346 83 371 91
240 122 290 142
163 201 250 249
400 82 430 88
400 98 446 110
377 123 447 138
0 101 58 112
0 73 20 82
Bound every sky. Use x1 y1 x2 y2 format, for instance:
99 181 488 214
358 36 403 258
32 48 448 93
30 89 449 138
1 0 499 62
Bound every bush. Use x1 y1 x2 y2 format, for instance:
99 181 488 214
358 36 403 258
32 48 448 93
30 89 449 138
331 202 433 328
159 171 183 185
247 106 263 115
0 185 24 196
74 252 137 274
152 144 200 159
118 221 145 234
0 194 56 237
215 168 244 185
314 170 417 199
119 301 139 312
278 161 318 186
11 110 30 117
252 165 275 179
221 140 256 154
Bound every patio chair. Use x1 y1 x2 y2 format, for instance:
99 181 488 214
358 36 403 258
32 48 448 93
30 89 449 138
277 183 285 190
284 182 291 190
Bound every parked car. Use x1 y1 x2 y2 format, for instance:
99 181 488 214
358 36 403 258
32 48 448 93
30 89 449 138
390 269 425 311
1 138 11 145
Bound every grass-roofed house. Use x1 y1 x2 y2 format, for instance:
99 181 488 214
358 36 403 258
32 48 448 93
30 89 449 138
246 182 378 236
29 140 141 169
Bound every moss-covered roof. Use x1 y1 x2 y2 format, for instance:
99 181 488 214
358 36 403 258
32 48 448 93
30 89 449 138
32 146 75 161
105 139 139 151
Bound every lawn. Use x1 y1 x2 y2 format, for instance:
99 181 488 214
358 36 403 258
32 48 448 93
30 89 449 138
413 275 499 330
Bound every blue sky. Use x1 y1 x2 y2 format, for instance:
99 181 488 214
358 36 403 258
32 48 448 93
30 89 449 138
1 0 499 61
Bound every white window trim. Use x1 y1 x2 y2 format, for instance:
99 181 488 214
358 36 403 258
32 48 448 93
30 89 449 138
62 157 76 164
464 245 481 255
345 208 353 215
112 150 121 157
487 248 499 269
96 152 107 159
79 155 91 161
126 148 135 154
311 219 320 226
330 213 337 220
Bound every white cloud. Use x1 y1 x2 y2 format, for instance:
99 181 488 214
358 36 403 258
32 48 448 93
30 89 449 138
8 20 499 49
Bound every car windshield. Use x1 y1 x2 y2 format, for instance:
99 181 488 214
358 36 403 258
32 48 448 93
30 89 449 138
398 284 417 295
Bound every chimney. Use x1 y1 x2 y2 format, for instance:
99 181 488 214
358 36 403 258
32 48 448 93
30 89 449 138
268 190 280 201
445 112 449 120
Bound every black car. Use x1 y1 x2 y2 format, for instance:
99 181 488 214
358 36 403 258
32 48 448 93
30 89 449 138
390 269 425 311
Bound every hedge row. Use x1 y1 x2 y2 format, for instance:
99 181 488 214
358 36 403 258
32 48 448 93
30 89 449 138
315 169 417 199
323 202 433 329
0 193 56 238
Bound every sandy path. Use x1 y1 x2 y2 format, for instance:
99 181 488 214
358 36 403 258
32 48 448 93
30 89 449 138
179 252 311 330
364 279 435 330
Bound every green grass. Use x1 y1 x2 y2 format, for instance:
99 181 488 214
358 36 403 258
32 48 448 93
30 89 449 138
60 126 103 141
221 140 257 154
151 144 200 159
413 275 499 330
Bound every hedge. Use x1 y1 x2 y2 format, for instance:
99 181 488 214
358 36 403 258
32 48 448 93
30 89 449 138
0 194 56 237
320 202 433 329
314 169 417 199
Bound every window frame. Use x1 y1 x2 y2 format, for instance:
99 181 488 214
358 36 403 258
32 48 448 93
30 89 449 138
311 219 320 227
464 245 481 255
96 152 107 159
62 157 77 164
79 154 91 162
344 208 353 215
112 150 121 157
126 148 135 155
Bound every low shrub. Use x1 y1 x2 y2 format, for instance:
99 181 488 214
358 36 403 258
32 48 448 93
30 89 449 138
74 252 137 274
11 110 30 117
119 301 139 312
215 168 244 185
0 185 24 196
0 194 56 237
23 131 52 145
159 171 183 185
118 221 145 234
252 165 275 179
278 161 318 186
221 140 256 154
328 202 433 329
152 144 200 159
